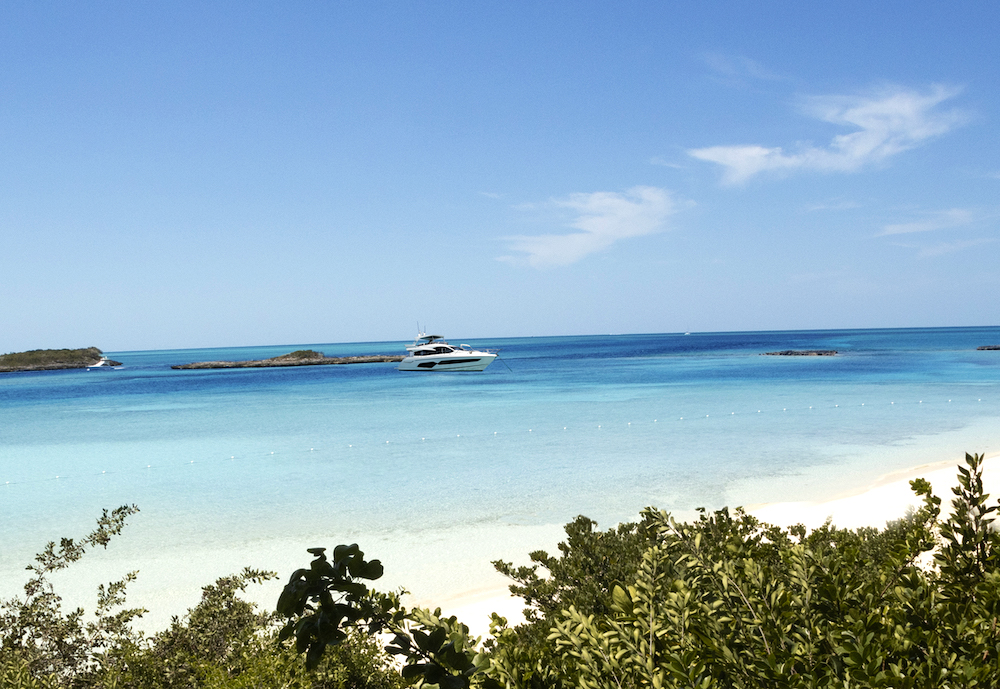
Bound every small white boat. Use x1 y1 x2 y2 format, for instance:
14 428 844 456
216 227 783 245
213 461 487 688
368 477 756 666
398 333 498 372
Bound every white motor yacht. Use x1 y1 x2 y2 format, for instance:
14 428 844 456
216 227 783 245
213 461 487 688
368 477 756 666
398 333 498 372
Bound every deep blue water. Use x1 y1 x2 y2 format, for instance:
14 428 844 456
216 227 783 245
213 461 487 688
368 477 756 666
3 327 1000 609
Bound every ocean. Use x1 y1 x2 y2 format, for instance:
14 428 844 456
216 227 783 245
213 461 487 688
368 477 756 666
3 327 1000 628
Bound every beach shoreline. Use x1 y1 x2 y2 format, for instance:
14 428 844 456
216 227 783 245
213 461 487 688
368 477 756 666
435 451 1000 636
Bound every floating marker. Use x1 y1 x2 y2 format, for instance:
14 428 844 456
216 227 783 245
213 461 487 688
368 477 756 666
809 406 812 409
758 410 761 413
190 460 194 464
231 456 235 459
835 405 839 407
564 427 567 430
706 415 709 418
422 438 425 441
271 451 274 455
628 422 631 426
731 412 735 415
457 434 460 437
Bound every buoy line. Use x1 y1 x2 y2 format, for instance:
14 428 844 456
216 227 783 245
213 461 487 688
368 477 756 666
2 395 993 489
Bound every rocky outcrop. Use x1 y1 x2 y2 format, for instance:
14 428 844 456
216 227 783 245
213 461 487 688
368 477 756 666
171 350 404 369
0 347 121 373
762 350 838 356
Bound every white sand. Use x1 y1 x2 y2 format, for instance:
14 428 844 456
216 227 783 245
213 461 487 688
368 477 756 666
27 455 1000 642
446 453 1000 637
749 452 1000 530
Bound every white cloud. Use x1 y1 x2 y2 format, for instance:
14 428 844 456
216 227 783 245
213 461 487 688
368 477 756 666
702 53 784 82
501 186 679 268
917 238 995 258
689 85 966 184
879 208 974 236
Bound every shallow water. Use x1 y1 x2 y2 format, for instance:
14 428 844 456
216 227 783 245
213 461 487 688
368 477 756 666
3 327 1000 624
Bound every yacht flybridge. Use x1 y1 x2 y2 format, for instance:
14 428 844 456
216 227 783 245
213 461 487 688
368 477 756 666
398 333 498 372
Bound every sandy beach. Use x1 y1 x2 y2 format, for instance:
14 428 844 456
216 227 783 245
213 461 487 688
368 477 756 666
440 452 1000 637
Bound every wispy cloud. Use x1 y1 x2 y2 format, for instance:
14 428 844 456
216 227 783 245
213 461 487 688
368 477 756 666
879 208 974 236
650 156 685 169
916 238 995 258
689 85 966 184
806 198 861 212
501 186 680 268
479 191 503 199
702 53 784 82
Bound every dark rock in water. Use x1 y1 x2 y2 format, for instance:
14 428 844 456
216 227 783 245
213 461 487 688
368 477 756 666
762 350 838 356
977 345 1000 350
171 350 404 369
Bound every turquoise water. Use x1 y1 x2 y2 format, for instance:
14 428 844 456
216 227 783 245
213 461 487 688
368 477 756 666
3 327 1000 620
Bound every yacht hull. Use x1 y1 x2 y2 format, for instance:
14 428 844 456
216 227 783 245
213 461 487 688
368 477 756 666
397 353 497 371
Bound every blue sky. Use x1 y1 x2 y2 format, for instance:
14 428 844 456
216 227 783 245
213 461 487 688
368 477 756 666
1 2 997 351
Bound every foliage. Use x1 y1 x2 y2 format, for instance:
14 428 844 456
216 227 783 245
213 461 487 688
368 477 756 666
0 505 145 686
0 348 105 369
1 510 402 689
272 350 325 361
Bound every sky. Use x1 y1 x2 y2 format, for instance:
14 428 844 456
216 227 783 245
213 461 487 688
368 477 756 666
1 2 998 352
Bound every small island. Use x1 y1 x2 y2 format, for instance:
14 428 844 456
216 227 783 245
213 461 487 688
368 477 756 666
0 347 122 373
977 345 1000 351
762 350 838 356
171 349 404 369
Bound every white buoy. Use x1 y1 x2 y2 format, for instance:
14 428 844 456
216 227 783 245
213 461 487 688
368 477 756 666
679 417 683 420
706 415 709 418
190 460 194 464
758 410 761 413
564 427 567 430
457 434 460 437
835 405 839 407
271 451 274 455
422 438 425 441
231 456 235 459
628 422 631 426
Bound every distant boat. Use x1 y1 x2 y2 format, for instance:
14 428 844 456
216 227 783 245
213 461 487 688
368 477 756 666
87 357 122 370
397 333 498 372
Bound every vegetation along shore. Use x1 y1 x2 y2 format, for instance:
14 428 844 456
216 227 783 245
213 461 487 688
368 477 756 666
6 453 1000 688
0 347 121 373
171 349 404 369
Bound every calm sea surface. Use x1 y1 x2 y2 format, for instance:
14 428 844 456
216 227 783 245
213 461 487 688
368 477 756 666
3 327 1000 620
